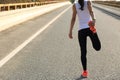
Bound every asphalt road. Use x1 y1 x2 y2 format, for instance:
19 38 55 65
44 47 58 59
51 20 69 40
0 4 120 80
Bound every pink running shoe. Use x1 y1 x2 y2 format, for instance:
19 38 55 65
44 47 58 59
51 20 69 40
88 21 96 33
81 70 88 78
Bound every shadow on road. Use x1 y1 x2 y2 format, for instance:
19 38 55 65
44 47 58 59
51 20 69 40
75 75 87 80
93 5 120 20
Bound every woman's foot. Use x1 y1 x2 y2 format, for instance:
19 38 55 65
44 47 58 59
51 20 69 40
81 70 88 78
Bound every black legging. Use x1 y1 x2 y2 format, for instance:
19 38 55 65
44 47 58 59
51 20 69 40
78 28 101 71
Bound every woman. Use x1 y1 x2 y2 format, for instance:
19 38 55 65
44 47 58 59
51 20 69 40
69 0 101 78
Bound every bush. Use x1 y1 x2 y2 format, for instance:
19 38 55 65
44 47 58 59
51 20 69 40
70 0 75 4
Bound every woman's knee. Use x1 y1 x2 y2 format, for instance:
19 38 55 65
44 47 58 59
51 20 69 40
94 45 101 51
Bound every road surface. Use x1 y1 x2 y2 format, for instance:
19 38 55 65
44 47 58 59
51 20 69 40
0 4 120 80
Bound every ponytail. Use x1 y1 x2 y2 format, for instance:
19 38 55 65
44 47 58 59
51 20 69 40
78 0 84 11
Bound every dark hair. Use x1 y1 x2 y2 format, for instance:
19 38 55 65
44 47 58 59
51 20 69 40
78 0 84 11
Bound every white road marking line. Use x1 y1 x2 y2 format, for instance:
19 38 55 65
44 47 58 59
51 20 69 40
0 5 71 68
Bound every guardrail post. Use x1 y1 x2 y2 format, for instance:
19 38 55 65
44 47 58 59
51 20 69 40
5 6 8 11
0 5 1 11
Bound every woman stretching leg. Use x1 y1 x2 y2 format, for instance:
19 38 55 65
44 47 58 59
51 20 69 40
69 0 101 78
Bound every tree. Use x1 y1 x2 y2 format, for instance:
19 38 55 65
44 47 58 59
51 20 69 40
70 0 75 3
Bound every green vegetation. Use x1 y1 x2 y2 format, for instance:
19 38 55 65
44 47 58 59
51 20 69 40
70 0 74 4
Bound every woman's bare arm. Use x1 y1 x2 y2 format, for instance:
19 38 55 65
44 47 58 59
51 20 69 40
87 1 96 23
69 4 77 39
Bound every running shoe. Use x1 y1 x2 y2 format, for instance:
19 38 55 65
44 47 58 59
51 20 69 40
81 70 88 78
88 21 96 33
90 26 96 33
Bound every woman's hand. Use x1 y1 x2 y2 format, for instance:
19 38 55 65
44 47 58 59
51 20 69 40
69 31 73 39
88 20 95 27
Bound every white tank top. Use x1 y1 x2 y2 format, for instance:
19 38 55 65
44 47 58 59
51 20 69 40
74 0 92 30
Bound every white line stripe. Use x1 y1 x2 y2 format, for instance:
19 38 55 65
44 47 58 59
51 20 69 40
0 5 71 68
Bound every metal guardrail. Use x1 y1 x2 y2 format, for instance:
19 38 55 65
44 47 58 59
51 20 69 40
0 1 59 11
93 1 120 8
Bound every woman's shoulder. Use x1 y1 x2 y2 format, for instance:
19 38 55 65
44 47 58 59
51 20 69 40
87 0 92 6
74 0 80 5
74 0 78 3
73 0 80 7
